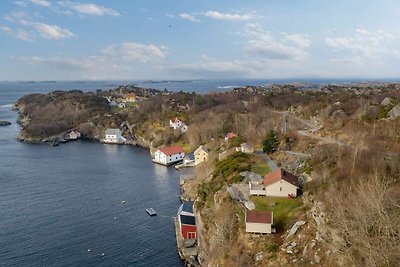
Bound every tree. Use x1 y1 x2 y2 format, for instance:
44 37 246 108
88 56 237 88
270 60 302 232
262 130 279 153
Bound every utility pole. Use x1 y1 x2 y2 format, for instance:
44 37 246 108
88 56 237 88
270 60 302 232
282 113 288 134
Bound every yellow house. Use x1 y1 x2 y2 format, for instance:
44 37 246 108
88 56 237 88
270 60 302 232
123 93 137 102
194 146 209 166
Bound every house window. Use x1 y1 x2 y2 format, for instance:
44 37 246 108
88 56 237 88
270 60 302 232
280 187 282 191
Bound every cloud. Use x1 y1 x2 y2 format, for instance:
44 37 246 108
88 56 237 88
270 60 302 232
325 29 399 64
179 13 199 22
3 11 76 41
14 1 28 7
16 41 167 78
170 24 312 78
241 24 310 61
282 33 311 48
0 26 35 41
30 0 51 7
102 42 167 63
32 22 75 40
58 1 120 16
203 11 253 21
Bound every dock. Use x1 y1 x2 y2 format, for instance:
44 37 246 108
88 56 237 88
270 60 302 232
174 217 199 267
146 208 157 216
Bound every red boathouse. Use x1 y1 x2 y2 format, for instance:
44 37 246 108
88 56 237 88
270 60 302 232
177 201 196 239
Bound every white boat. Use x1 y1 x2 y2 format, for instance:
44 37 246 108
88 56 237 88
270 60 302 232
145 208 157 216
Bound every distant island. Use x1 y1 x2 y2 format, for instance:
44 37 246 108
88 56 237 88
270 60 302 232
14 81 400 266
0 121 11 126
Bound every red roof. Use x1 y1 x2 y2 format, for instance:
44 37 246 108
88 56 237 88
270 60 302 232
246 210 273 224
264 169 299 187
171 117 181 123
158 146 184 156
226 132 237 139
126 93 136 97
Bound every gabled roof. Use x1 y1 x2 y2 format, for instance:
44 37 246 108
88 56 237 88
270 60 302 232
263 169 299 188
158 145 184 156
185 153 194 161
182 201 193 213
225 132 237 139
246 210 273 224
105 128 121 135
170 117 181 123
194 145 208 154
180 214 196 226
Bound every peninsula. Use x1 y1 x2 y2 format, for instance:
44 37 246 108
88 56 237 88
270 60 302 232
14 82 400 266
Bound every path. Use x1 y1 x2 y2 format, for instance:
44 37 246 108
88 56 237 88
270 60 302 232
269 108 347 147
283 151 312 158
255 150 278 171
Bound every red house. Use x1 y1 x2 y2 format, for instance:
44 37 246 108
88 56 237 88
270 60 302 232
177 201 196 239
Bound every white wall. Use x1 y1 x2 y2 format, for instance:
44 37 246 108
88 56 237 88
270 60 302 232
246 222 272 234
265 179 298 197
154 151 185 165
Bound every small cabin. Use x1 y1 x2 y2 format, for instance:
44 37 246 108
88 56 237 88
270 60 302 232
177 201 197 239
104 128 125 144
245 210 273 234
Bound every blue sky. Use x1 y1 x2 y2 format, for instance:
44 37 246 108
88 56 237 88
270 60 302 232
0 0 399 80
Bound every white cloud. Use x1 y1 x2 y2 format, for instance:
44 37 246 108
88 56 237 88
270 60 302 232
1 25 35 41
32 22 75 40
102 42 167 63
14 1 28 7
325 29 398 63
59 1 120 16
203 11 253 21
283 33 311 48
3 11 76 41
30 0 51 7
241 24 310 61
15 41 168 79
179 13 199 22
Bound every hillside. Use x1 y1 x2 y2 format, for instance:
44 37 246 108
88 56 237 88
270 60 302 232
15 82 400 266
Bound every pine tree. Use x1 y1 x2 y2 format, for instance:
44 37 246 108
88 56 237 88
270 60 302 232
262 130 279 153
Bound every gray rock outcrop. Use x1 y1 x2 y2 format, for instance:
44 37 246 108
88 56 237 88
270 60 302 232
388 103 400 119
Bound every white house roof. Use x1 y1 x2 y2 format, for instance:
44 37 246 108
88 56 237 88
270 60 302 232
105 128 121 135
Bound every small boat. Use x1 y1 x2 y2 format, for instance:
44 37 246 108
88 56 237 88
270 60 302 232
52 139 59 146
145 208 157 216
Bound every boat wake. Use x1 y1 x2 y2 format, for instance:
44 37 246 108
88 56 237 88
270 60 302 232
217 85 239 89
0 104 13 108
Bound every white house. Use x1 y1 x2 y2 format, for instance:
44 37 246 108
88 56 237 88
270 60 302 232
170 118 183 129
170 117 188 133
117 102 126 108
249 169 299 198
264 169 299 198
153 145 185 165
245 210 273 234
240 143 254 154
66 130 81 140
104 128 126 144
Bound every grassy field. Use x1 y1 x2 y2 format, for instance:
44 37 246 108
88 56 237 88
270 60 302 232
250 158 271 176
251 196 304 230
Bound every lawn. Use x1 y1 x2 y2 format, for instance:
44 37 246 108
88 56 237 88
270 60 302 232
251 196 304 230
250 158 271 176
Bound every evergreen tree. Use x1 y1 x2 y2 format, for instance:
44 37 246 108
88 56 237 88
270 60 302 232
262 130 279 153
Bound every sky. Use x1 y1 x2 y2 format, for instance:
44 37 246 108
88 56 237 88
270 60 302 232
0 0 400 80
